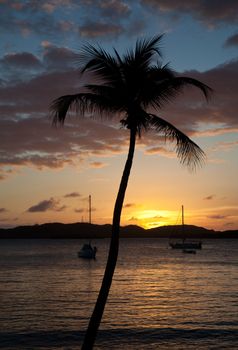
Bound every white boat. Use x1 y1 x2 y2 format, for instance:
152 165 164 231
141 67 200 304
169 205 202 250
78 195 97 259
78 242 97 259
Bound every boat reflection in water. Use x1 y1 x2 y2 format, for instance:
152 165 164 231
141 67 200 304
170 240 202 250
78 242 97 259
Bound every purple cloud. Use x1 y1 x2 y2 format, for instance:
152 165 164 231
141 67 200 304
207 214 227 219
64 192 81 198
224 33 238 47
79 21 123 38
141 0 238 26
123 203 136 208
74 208 84 213
1 47 238 181
27 198 66 212
203 195 215 200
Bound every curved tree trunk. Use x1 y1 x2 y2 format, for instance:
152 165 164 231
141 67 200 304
81 128 137 350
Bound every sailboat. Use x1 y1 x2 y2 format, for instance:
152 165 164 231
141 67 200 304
169 205 202 250
78 195 97 259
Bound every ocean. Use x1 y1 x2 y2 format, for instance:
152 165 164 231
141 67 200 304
0 238 237 349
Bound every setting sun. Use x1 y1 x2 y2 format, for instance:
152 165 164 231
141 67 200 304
126 210 176 229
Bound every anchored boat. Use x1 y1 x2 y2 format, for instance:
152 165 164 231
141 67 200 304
169 205 202 250
78 195 97 259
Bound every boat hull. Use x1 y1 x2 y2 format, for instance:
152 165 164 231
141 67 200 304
169 242 202 250
78 243 97 259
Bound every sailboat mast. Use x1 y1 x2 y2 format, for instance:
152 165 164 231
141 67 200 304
89 195 91 224
182 205 184 226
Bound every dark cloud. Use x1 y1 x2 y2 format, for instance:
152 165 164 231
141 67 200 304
123 203 136 208
0 1 78 38
0 52 43 82
27 198 57 212
99 0 131 18
141 0 238 26
74 208 84 213
64 192 81 198
1 52 42 69
0 47 79 84
128 216 138 221
159 59 238 133
224 33 238 48
78 0 131 18
207 214 227 219
42 46 79 71
27 197 66 212
203 195 215 200
79 21 123 38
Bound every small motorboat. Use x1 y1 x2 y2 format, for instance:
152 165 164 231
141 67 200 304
78 242 97 259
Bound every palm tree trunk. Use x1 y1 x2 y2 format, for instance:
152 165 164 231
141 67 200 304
81 128 137 350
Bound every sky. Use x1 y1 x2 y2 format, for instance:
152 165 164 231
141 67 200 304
0 0 238 231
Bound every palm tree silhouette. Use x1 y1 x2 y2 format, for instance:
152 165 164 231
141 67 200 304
50 35 212 349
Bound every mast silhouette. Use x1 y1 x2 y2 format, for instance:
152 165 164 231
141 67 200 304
89 195 92 224
182 205 184 226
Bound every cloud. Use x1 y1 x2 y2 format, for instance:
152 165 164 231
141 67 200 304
1 46 238 180
207 214 228 220
90 162 107 168
159 59 238 133
203 195 215 200
42 46 79 71
0 52 43 81
123 203 136 208
64 192 81 198
211 140 238 152
27 197 66 212
141 0 238 26
74 208 84 213
193 127 238 137
128 216 139 221
0 1 78 38
224 33 238 47
1 52 42 70
224 221 235 227
144 146 175 158
79 21 123 38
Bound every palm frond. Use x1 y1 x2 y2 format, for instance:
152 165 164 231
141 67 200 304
149 113 205 170
123 34 163 70
175 76 213 100
50 94 82 125
78 44 122 87
135 34 164 59
50 92 121 125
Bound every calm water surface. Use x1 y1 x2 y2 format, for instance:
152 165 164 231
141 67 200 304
0 238 238 349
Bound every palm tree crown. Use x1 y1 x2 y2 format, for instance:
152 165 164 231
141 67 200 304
51 34 211 169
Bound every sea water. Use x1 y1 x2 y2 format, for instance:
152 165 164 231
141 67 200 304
0 238 237 349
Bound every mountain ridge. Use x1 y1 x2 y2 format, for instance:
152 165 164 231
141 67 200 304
0 222 237 239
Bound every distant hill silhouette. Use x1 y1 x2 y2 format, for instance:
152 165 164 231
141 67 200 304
0 222 238 239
